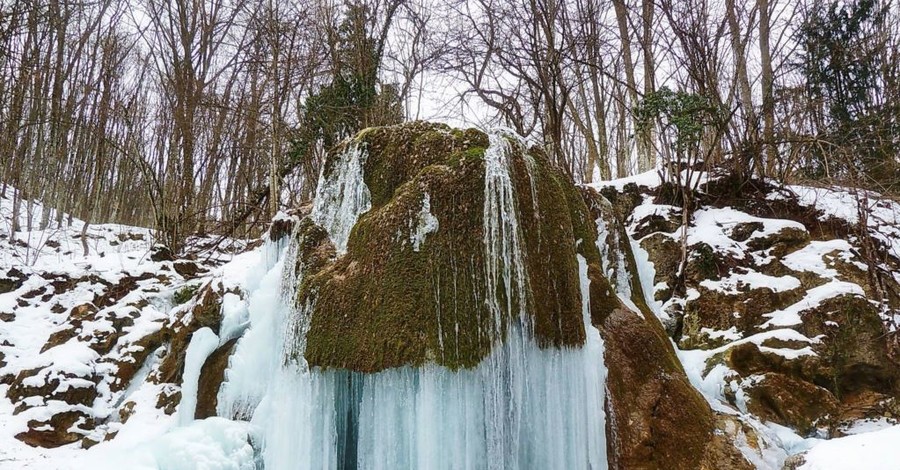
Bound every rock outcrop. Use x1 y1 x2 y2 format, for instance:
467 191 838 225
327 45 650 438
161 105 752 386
5 121 898 468
605 175 900 442
260 122 753 467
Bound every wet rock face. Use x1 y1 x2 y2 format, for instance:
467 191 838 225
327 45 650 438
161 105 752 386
194 337 238 419
601 308 752 470
298 122 607 372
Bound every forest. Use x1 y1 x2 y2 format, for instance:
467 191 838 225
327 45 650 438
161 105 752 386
1 0 898 251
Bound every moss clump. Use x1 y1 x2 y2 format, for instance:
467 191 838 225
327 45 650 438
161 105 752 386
300 122 620 372
801 294 900 399
686 242 720 281
173 284 199 305
304 158 491 371
348 121 488 208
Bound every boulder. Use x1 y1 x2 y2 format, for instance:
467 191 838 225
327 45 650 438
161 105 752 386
742 373 840 435
301 123 600 372
600 307 752 469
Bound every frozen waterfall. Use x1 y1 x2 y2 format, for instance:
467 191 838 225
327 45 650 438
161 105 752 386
217 133 610 469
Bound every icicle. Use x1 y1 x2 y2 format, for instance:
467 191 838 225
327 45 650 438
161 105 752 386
411 193 439 252
216 222 303 420
482 131 530 337
228 130 610 470
311 142 372 255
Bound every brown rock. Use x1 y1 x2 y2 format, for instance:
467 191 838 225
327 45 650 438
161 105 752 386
15 410 94 448
119 400 137 424
800 295 900 398
600 307 751 469
835 390 900 434
111 325 168 392
743 373 840 435
729 222 765 242
155 283 225 386
639 233 680 301
40 303 98 354
0 267 26 294
747 227 810 256
194 337 238 419
156 386 181 415
7 368 98 411
173 261 206 279
150 245 174 262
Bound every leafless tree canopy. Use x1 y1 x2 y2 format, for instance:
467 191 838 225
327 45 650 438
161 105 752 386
1 0 898 250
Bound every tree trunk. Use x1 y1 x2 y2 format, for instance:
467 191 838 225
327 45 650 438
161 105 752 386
759 0 777 176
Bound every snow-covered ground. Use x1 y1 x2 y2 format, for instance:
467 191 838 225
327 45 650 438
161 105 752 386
2 172 899 469
590 171 900 469
0 186 248 469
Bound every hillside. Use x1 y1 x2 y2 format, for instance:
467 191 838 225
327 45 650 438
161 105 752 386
1 123 899 469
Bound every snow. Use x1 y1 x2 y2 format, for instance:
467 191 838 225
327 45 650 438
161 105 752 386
700 326 742 341
0 184 247 469
700 271 801 295
791 185 900 266
589 170 662 191
630 201 678 226
81 417 259 470
410 192 439 251
781 240 861 278
839 417 897 435
589 169 711 193
799 425 900 470
686 207 806 260
760 281 864 328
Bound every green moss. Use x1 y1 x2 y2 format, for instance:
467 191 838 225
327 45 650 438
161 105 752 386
807 295 898 399
350 122 485 208
303 157 492 371
173 285 199 305
464 146 486 159
689 243 719 281
300 122 624 372
506 145 590 349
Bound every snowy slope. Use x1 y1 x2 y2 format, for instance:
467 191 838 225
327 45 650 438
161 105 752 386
0 187 248 469
2 167 899 470
590 171 900 469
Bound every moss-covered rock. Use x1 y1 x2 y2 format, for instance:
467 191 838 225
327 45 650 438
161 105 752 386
600 307 752 469
799 295 900 398
680 286 808 350
639 233 681 301
299 123 611 372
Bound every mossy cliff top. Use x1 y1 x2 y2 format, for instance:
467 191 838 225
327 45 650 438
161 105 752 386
296 121 619 372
